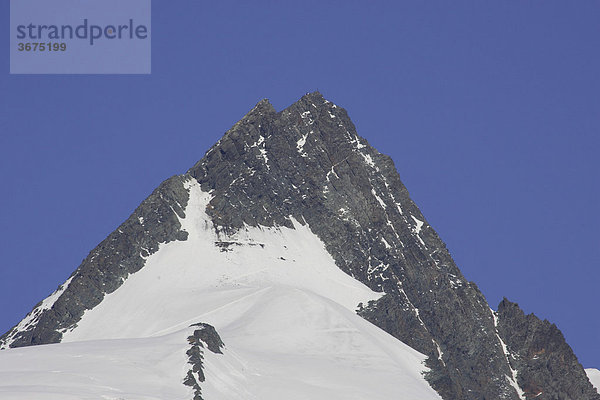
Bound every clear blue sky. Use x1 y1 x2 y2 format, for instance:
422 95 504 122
1 1 598 367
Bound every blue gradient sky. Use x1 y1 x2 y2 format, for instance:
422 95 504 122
1 1 598 367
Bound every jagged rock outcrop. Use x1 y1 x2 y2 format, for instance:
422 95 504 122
183 323 225 400
2 92 597 400
496 299 599 399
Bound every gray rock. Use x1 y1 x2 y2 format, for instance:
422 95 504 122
496 298 599 399
183 323 225 400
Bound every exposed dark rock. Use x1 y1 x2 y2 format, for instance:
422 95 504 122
496 298 599 399
188 323 224 354
183 323 225 400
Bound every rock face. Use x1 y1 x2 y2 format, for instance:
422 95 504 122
1 92 597 400
496 299 599 399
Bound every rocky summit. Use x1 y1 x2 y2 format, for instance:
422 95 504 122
1 92 597 400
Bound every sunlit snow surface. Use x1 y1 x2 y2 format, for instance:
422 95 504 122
0 179 441 399
0 329 193 399
587 368 600 392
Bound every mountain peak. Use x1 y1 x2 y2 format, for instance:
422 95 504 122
250 98 275 114
298 90 326 103
219 92 349 157
2 93 597 400
284 91 338 117
188 92 388 231
235 98 276 127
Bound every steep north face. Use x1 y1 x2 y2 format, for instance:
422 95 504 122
1 92 597 400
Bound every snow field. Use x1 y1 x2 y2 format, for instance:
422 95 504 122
0 179 441 399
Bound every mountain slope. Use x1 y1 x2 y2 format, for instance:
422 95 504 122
0 178 441 399
1 93 597 399
0 327 201 400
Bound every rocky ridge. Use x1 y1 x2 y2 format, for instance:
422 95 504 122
183 323 225 400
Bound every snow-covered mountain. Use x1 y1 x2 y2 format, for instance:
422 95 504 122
0 190 440 399
1 93 597 399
